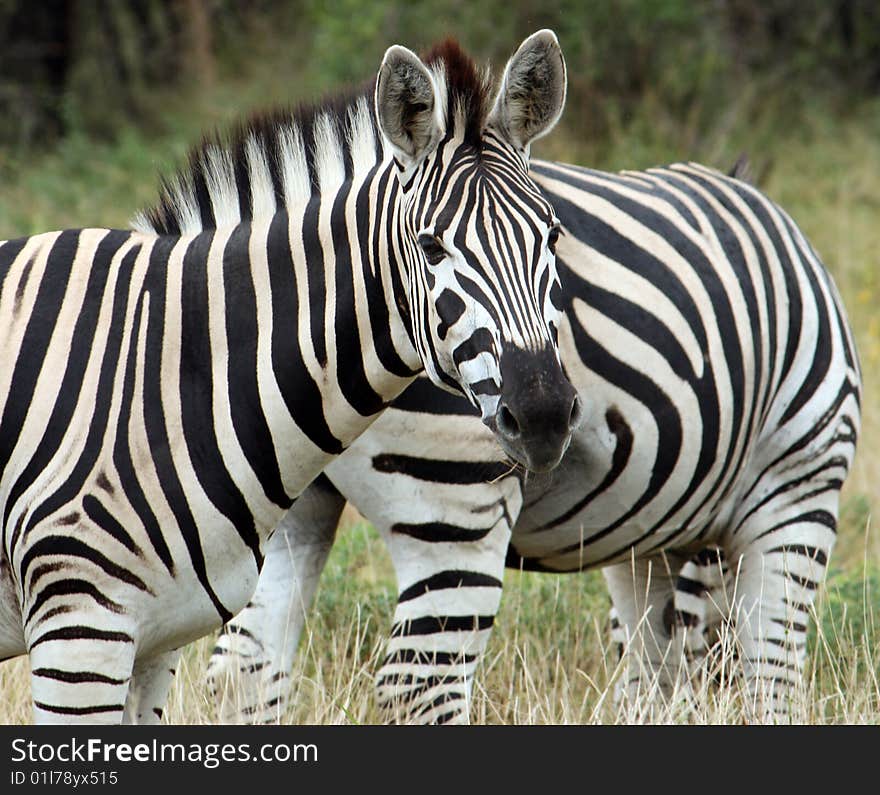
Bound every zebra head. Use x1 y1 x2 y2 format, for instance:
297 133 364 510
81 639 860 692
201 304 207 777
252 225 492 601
375 31 580 472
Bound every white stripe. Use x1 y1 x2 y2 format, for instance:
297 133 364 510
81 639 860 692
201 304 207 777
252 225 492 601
203 144 241 229
245 136 277 221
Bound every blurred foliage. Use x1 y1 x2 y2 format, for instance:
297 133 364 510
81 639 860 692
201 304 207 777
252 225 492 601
1 0 879 154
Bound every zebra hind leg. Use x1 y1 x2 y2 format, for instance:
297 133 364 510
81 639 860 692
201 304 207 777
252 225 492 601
603 551 693 721
123 647 183 724
673 548 729 685
206 475 344 724
722 500 839 723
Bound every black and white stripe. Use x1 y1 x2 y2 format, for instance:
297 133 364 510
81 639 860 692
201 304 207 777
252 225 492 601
209 158 861 723
0 31 576 723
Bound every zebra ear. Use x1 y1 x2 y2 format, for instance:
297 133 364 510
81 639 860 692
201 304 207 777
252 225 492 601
489 29 567 151
375 45 443 170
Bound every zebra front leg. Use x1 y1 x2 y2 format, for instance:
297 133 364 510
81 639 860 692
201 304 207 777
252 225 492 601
376 497 515 724
602 550 691 720
123 647 182 724
206 475 344 724
28 615 137 725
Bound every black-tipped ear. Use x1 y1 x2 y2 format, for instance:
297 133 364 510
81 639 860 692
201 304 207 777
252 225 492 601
375 45 443 169
489 29 567 150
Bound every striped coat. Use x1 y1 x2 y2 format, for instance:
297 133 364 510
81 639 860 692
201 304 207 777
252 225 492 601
209 159 861 723
0 32 577 723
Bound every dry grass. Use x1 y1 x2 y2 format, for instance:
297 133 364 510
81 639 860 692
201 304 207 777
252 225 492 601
2 520 877 725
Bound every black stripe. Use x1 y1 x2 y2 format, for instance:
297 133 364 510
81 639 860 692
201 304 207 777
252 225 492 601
778 260 834 426
0 231 82 485
778 571 818 590
398 570 502 603
266 212 343 454
452 327 496 369
33 701 124 716
29 626 133 649
20 535 151 595
233 136 252 222
391 377 476 416
382 649 478 667
372 453 509 484
140 235 232 622
24 578 122 625
302 193 328 368
469 378 499 396
179 232 263 567
331 169 386 417
391 522 494 543
223 223 291 509
32 668 127 685
0 236 29 295
113 238 175 574
191 164 216 229
376 672 463 696
767 544 828 566
412 691 466 721
81 495 141 557
390 615 495 637
435 288 466 341
676 576 708 597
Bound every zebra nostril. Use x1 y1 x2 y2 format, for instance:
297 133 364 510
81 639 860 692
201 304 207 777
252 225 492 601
496 404 521 438
568 394 583 430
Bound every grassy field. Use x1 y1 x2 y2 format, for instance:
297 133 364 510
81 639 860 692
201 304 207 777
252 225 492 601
0 46 878 724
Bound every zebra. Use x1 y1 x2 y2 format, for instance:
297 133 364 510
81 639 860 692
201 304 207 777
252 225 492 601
208 158 862 724
0 30 579 724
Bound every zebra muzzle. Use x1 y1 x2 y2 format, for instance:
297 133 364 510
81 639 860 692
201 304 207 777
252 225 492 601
488 345 582 472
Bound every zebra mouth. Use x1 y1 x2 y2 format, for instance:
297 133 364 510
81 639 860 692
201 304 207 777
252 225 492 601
484 402 579 473
490 428 574 473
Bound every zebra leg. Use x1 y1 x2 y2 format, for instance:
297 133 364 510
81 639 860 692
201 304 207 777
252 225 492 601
722 507 837 723
375 502 514 725
28 615 137 724
206 475 344 724
602 551 691 718
673 548 729 680
607 551 727 697
122 647 182 724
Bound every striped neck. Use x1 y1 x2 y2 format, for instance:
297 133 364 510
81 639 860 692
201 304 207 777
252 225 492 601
151 168 423 527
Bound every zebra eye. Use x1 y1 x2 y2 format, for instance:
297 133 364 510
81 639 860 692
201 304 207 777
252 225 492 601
418 233 447 266
547 225 561 253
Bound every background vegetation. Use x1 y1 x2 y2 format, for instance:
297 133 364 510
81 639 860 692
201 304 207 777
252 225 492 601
0 0 877 723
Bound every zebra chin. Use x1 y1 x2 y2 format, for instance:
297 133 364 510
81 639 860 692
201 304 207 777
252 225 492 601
482 345 582 473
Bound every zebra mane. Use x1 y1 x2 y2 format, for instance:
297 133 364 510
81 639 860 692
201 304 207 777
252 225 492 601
132 40 492 237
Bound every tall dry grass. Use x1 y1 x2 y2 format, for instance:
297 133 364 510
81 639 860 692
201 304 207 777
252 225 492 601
2 519 877 724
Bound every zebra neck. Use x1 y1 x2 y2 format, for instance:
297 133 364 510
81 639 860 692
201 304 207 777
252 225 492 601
163 186 422 532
